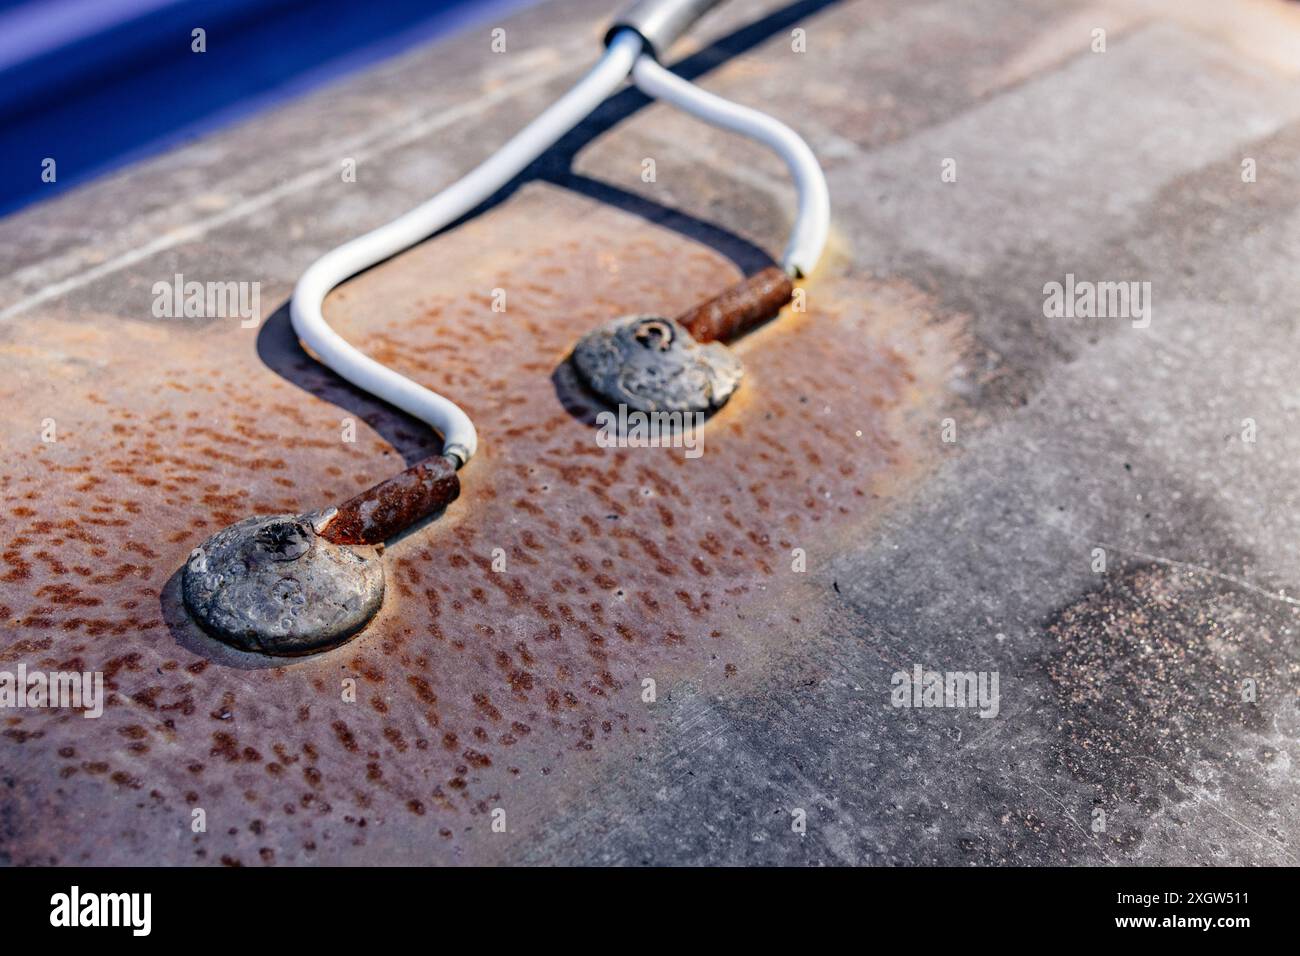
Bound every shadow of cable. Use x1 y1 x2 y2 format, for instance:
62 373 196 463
256 0 841 448
256 301 441 466
191 0 838 658
443 0 842 247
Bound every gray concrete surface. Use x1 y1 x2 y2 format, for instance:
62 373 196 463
2 0 1299 865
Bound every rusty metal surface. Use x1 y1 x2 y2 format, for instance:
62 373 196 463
677 265 793 343
5 0 1300 867
0 181 959 864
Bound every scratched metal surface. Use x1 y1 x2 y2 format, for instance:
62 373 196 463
4 0 1300 865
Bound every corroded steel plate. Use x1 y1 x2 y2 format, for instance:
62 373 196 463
0 185 957 865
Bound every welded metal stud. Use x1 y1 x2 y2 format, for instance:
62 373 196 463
570 266 793 413
183 454 460 656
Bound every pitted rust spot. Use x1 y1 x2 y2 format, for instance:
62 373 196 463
0 186 963 864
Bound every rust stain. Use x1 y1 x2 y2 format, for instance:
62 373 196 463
677 265 793 343
321 455 460 546
0 184 964 864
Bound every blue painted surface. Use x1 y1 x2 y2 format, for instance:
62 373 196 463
0 0 538 215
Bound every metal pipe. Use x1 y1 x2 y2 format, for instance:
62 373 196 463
317 454 461 546
676 266 793 343
605 0 727 59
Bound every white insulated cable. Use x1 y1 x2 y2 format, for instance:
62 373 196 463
290 27 830 470
630 54 830 278
291 29 646 467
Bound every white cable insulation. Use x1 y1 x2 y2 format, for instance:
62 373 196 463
289 29 831 472
291 30 645 466
630 54 830 278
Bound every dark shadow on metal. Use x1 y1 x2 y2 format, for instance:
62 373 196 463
555 173 773 275
551 358 609 429
256 301 441 466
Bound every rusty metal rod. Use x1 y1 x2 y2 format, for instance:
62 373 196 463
318 454 460 545
676 266 794 343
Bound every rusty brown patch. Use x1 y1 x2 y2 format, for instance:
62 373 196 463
0 184 962 864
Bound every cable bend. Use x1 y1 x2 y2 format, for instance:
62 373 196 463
630 54 830 278
288 30 829 473
290 29 647 468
